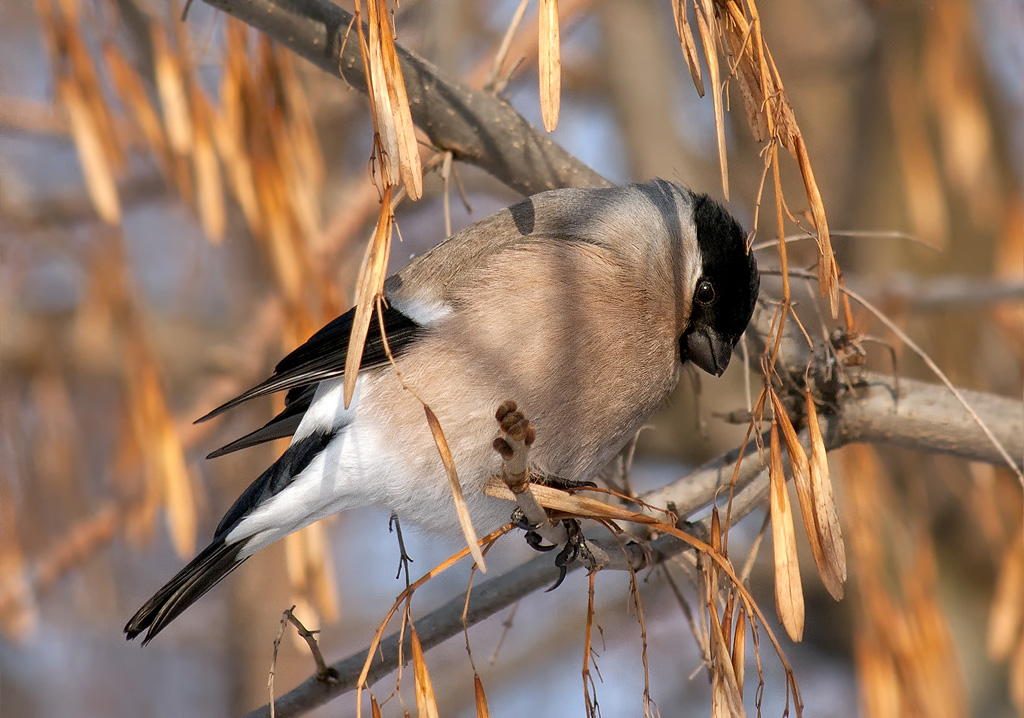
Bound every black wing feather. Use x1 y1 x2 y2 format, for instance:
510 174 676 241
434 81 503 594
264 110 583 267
125 430 336 644
124 538 246 645
196 302 422 424
204 386 316 459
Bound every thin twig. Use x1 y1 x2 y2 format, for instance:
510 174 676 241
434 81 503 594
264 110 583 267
269 608 290 718
284 607 338 683
484 0 530 93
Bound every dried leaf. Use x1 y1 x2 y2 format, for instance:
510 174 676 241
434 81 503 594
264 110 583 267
709 505 722 598
59 76 121 224
373 0 422 198
214 52 262 235
806 391 847 599
152 23 193 154
538 0 561 132
252 156 303 303
720 590 734 647
275 123 321 243
103 44 170 170
732 606 746 696
924 4 995 223
711 504 722 553
846 445 969 718
423 404 487 573
711 1 837 314
886 58 947 249
474 673 490 718
769 420 804 641
672 0 704 96
364 10 398 187
772 391 843 598
137 362 196 558
732 65 766 143
343 189 394 406
854 632 901 718
770 392 826 582
190 87 226 242
410 625 440 718
793 136 838 315
694 0 728 198
709 604 746 718
276 47 324 188
273 55 323 242
988 533 1024 660
371 693 383 718
63 10 124 171
723 27 766 142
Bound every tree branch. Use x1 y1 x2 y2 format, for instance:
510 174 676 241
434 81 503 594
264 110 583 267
201 0 609 196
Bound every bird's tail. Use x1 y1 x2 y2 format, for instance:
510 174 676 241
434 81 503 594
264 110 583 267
124 537 248 644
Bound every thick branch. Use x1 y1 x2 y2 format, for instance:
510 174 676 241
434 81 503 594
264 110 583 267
833 373 1023 468
202 0 609 196
643 371 1024 514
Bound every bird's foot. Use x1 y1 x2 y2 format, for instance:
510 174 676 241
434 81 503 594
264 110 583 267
547 518 594 592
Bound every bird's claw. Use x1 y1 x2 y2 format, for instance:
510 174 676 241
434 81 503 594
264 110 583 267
513 511 592 589
512 508 558 551
525 529 558 552
536 475 597 492
545 519 593 592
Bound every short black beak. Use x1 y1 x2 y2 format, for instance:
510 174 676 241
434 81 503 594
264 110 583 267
682 327 734 377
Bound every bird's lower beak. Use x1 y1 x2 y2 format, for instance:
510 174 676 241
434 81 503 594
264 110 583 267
683 328 734 377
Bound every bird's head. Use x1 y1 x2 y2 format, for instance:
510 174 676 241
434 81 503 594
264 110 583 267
679 192 760 377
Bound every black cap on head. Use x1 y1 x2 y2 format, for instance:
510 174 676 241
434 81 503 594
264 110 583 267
680 193 759 376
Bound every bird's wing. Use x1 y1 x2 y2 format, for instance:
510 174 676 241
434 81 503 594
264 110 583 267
203 385 315 458
198 301 424 454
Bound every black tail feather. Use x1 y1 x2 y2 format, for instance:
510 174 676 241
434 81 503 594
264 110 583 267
124 538 248 644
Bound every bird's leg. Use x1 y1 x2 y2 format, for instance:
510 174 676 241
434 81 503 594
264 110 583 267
494 401 597 582
494 401 568 550
388 512 414 587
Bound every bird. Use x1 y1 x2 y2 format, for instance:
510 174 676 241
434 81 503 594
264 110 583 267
124 179 760 644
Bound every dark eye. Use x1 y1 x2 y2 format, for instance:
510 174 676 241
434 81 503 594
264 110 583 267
695 279 715 306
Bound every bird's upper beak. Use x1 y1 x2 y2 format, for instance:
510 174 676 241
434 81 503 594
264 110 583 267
682 327 734 377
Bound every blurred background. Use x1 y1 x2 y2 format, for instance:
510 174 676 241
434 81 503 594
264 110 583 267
1 0 1021 716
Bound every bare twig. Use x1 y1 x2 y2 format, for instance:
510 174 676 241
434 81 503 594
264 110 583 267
483 0 530 93
284 607 338 683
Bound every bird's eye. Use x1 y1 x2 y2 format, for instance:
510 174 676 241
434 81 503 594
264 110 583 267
695 279 715 306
